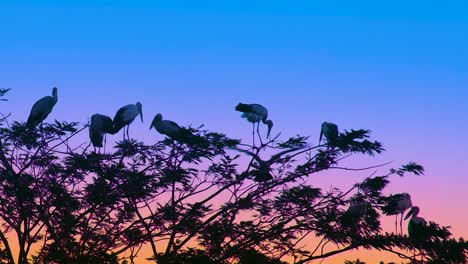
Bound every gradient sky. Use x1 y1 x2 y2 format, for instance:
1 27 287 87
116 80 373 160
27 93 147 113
1 1 468 263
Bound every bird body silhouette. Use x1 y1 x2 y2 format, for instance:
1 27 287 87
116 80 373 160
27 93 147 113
382 193 412 235
235 103 273 143
112 102 143 139
89 114 114 148
150 113 200 144
319 122 339 145
150 113 183 139
405 206 426 240
26 87 58 128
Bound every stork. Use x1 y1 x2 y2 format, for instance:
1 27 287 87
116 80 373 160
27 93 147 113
150 113 204 145
112 102 143 140
405 206 426 239
235 103 273 146
405 206 427 260
233 146 304 182
26 87 58 128
150 113 184 140
382 193 412 235
89 114 114 152
319 122 339 146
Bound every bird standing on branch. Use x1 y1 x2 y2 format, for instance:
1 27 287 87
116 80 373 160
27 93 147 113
319 122 339 146
26 87 58 129
405 206 427 239
235 103 273 147
382 193 412 235
89 114 114 152
112 102 143 140
150 113 203 145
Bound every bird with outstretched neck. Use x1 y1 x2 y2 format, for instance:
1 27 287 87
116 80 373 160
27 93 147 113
112 102 143 140
26 87 58 129
235 103 273 147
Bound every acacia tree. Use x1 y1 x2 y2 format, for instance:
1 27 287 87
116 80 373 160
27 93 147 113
0 90 466 264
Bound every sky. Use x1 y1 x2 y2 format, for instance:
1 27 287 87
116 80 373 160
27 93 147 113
1 1 468 263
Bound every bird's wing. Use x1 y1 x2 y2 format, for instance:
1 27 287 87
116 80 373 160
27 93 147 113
112 106 130 131
113 106 129 121
251 104 268 117
166 120 181 129
27 96 54 127
382 196 399 214
235 103 253 113
89 126 104 147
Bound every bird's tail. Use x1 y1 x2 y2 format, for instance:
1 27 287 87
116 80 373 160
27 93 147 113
235 103 252 113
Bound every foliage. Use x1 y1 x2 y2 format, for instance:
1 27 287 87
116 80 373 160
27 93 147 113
0 91 466 264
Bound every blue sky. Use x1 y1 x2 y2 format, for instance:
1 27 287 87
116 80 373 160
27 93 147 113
1 1 468 261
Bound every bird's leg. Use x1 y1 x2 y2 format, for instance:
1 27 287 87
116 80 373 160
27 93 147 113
400 213 404 235
252 122 255 149
104 135 107 154
127 125 130 140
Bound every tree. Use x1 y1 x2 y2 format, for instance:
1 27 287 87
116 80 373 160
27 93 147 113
0 90 466 264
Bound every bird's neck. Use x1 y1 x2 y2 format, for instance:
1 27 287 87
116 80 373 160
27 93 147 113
152 121 161 129
52 92 58 104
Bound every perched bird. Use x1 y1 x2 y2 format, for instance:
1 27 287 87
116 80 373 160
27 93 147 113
150 113 183 139
233 146 304 182
382 193 412 235
235 103 273 146
150 113 204 145
26 87 58 128
89 114 114 150
341 201 368 231
405 206 427 241
112 102 143 140
319 122 339 145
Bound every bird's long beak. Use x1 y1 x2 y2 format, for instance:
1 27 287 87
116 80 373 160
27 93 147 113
267 121 273 139
140 109 144 123
404 208 414 220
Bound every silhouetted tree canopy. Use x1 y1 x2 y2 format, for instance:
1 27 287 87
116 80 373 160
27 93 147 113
0 89 466 264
